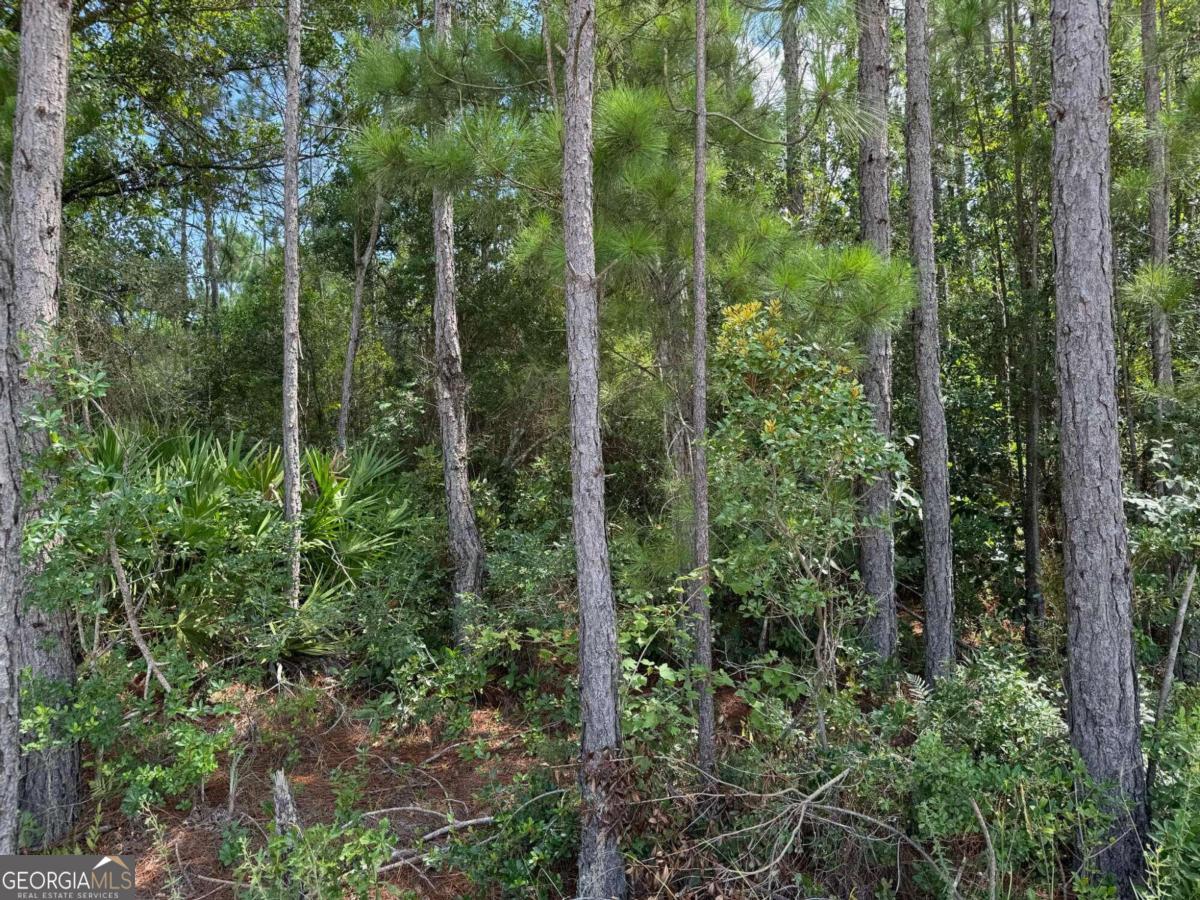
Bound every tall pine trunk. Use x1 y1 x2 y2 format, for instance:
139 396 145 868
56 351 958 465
856 0 896 661
282 0 303 610
690 0 715 777
905 0 954 682
0 169 22 855
1006 0 1044 646
782 1 803 217
1141 0 1172 422
337 193 384 452
11 0 79 847
1050 0 1147 889
432 0 485 645
563 0 626 890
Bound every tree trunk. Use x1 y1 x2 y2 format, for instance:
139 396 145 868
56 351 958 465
0 176 22 855
10 0 79 848
856 0 896 662
1050 0 1147 889
782 2 803 218
282 0 303 610
1006 0 1045 647
203 193 219 330
563 0 626 891
432 0 485 645
1142 0 1172 423
690 0 715 778
337 193 384 452
905 0 953 683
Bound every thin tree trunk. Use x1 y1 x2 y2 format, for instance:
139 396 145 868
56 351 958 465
906 0 953 683
432 0 485 646
203 193 219 330
337 193 384 452
0 175 22 855
1142 0 1172 422
1007 0 1044 646
1146 564 1196 800
563 0 626 890
856 0 896 662
690 0 715 778
282 0 303 610
10 0 79 848
1050 0 1148 888
782 2 804 217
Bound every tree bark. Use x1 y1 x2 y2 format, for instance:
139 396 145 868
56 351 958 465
782 1 803 218
905 0 953 683
432 0 485 646
11 0 80 848
203 193 219 330
690 0 716 778
1050 0 1148 889
337 193 384 452
563 0 626 891
0 175 22 856
282 0 303 610
1141 0 1172 422
1006 0 1044 647
856 0 896 662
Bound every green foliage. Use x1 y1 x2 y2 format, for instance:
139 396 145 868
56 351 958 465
440 774 577 899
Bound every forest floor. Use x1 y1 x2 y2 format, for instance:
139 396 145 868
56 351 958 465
90 678 545 899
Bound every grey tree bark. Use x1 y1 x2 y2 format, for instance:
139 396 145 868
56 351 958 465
1005 0 1045 647
1141 0 1172 422
1050 0 1148 889
431 0 486 645
11 0 79 847
905 0 953 683
203 193 219 329
563 0 626 891
282 0 303 610
782 2 803 217
856 0 896 662
690 0 716 778
0 173 22 856
337 193 384 452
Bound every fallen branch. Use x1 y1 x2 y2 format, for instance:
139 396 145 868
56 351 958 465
108 533 172 695
1147 563 1198 799
380 816 496 873
970 798 998 900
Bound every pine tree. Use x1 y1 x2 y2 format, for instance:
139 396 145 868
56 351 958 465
430 0 486 646
563 0 626 890
905 0 954 682
1051 0 1147 889
282 0 303 609
857 0 896 662
690 0 716 777
10 0 79 847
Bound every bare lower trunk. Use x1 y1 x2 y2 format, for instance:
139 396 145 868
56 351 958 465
282 0 303 609
337 194 384 452
690 0 715 778
1051 0 1147 889
905 0 953 683
856 0 895 663
432 0 485 645
563 0 626 891
0 180 22 855
11 0 79 847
